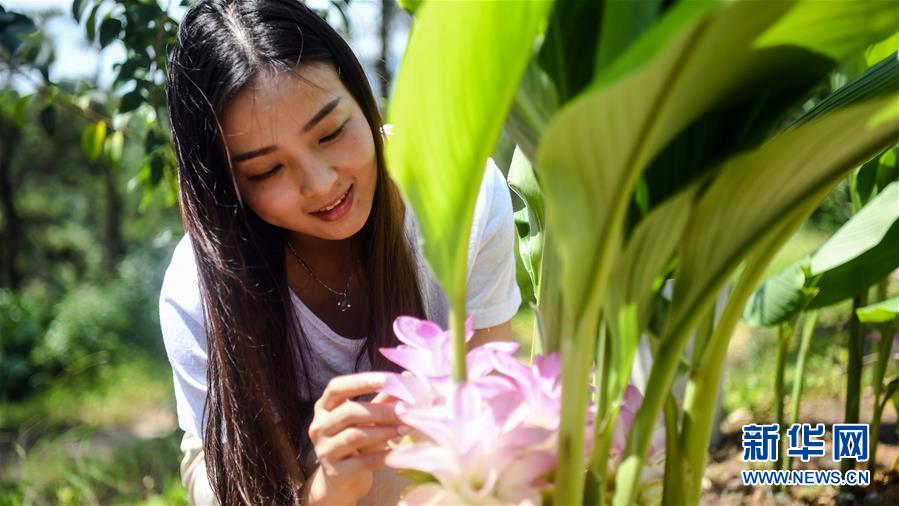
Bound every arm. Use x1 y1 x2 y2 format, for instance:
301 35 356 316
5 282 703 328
159 237 219 503
468 320 513 350
465 160 522 340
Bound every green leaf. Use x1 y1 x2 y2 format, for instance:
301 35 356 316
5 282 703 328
541 0 801 323
104 131 124 169
591 0 719 90
144 129 165 154
857 296 899 323
743 263 807 326
646 11 899 213
856 148 887 205
508 147 543 296
38 104 55 135
119 89 143 113
13 94 30 129
866 32 898 67
607 185 697 342
505 59 556 162
621 94 899 506
85 3 101 43
755 0 899 62
81 121 107 163
0 8 36 55
149 151 165 186
673 95 899 343
99 17 122 49
396 0 422 16
883 377 899 407
386 0 552 318
114 59 141 88
878 146 899 189
71 0 88 23
808 182 899 309
611 304 639 398
595 0 663 71
746 180 899 325
537 0 602 103
793 51 899 128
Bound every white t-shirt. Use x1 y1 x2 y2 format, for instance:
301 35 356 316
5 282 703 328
159 159 522 439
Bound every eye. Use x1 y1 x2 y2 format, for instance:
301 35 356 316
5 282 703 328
320 120 348 144
250 164 282 181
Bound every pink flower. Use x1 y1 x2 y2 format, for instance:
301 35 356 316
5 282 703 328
388 382 554 505
381 316 520 381
606 385 666 505
379 316 664 505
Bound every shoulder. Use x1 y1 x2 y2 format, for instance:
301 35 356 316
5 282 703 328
467 158 513 271
159 234 205 339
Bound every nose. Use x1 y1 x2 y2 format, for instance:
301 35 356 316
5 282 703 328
295 156 338 199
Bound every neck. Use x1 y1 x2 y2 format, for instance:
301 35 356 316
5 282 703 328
286 232 357 279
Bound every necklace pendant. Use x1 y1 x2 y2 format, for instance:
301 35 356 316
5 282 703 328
338 296 351 312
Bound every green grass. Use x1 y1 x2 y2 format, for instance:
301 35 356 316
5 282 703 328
2 356 175 431
1 356 187 505
0 428 188 506
723 314 849 419
724 224 896 421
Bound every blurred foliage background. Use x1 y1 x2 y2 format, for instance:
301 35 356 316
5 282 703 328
0 1 407 503
0 0 889 505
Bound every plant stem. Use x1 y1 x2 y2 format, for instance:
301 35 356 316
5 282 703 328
612 318 695 504
841 292 868 481
537 232 563 354
554 315 600 506
662 393 683 506
589 410 618 506
786 310 819 471
588 323 612 506
773 313 800 484
869 322 895 474
449 298 467 383
530 310 542 364
678 235 790 505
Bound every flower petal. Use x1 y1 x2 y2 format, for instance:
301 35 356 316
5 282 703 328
394 316 447 348
387 445 458 479
399 483 468 506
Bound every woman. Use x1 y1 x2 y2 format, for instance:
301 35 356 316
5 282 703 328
159 0 521 504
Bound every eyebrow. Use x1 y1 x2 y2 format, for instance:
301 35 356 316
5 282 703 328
229 97 342 163
303 97 341 133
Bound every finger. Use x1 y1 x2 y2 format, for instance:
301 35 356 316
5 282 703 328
337 448 391 474
358 436 396 454
321 373 387 411
371 391 399 404
318 426 399 461
323 402 400 437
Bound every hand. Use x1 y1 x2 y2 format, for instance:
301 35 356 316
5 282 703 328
304 372 402 505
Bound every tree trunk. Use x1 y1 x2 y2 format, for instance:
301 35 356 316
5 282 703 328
102 166 124 272
0 121 21 289
377 0 395 100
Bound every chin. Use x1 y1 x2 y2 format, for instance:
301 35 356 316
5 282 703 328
318 212 370 241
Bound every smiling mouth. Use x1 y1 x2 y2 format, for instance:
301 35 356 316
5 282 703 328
313 186 351 214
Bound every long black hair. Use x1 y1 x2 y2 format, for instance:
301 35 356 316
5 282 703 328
166 1 424 503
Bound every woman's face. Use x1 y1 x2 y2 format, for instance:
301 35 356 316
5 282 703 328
220 63 377 243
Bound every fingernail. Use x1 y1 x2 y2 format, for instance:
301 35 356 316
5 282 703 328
369 373 387 386
397 425 412 436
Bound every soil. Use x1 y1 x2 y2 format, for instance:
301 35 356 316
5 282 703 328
700 395 899 505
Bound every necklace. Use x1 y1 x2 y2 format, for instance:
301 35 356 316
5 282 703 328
286 241 353 312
